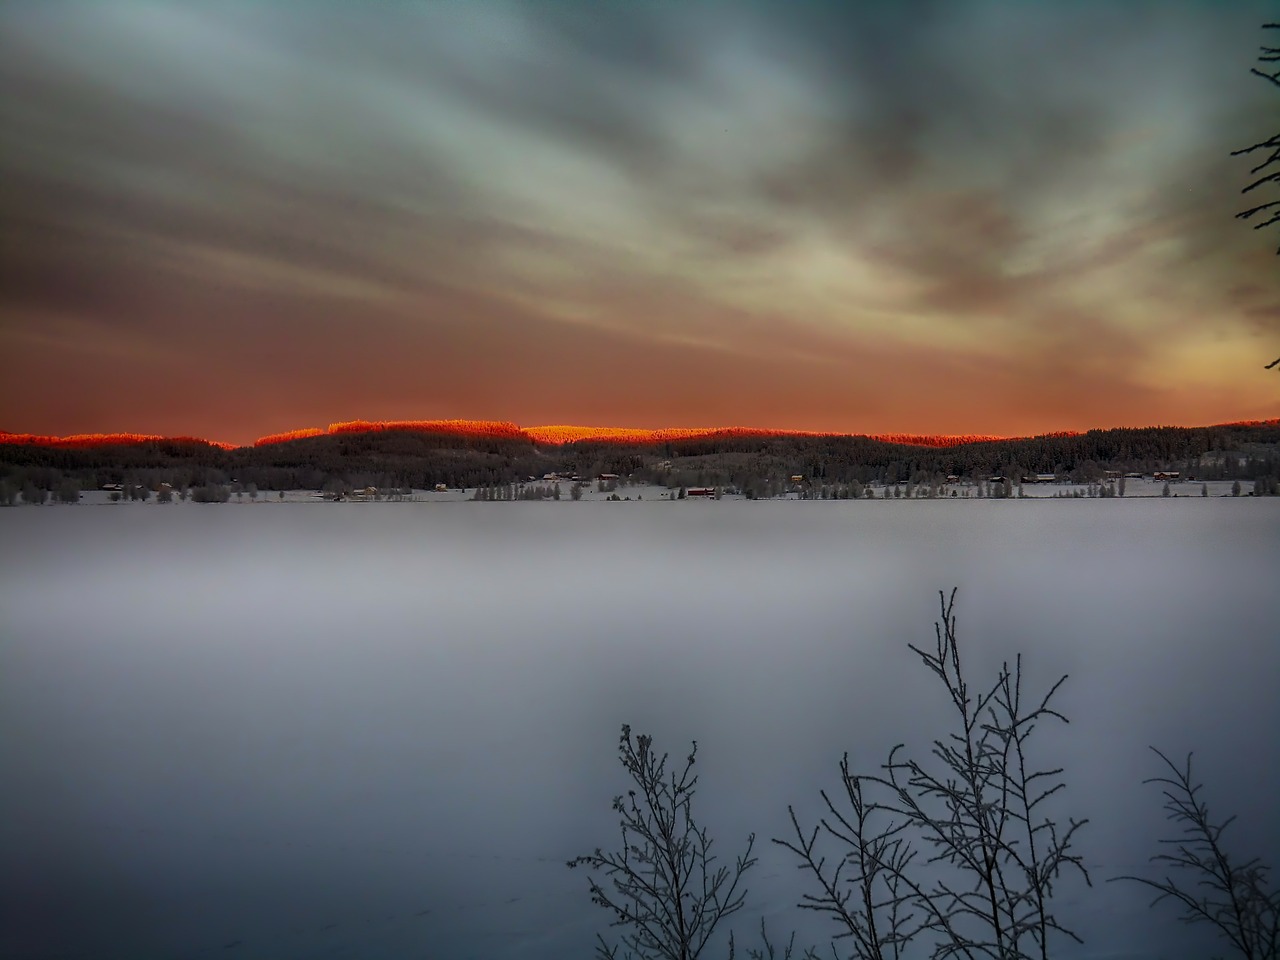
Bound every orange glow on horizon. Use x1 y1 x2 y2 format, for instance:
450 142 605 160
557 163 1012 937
0 431 236 450
6 419 1277 453
6 421 1015 450
522 425 1016 447
249 421 1023 448
253 427 326 447
252 419 528 447
522 425 797 445
325 419 526 439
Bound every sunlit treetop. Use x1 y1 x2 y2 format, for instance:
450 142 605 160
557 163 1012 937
0 431 236 450
14 420 1276 453
2 422 1076 451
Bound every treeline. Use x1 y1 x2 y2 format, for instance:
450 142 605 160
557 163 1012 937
579 423 1280 494
2 422 1279 498
627 422 1280 480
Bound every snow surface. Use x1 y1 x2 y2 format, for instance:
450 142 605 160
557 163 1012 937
1 500 1277 959
70 475 1251 508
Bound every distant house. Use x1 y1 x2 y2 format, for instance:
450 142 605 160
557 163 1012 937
597 473 619 482
434 483 448 492
789 475 805 484
101 483 123 491
1022 474 1058 484
687 487 715 497
1153 471 1181 482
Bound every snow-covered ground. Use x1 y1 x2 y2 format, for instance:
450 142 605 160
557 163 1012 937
67 475 1254 508
2 501 1277 959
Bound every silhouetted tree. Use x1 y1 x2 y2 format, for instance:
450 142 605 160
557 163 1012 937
1231 22 1280 369
1114 749 1278 960
569 726 757 960
778 590 1090 959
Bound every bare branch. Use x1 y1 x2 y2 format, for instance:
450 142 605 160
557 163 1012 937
569 726 759 960
777 590 1089 959
1110 748 1279 960
1236 22 1280 271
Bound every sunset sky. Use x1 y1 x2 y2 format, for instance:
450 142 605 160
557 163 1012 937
2 1 1278 446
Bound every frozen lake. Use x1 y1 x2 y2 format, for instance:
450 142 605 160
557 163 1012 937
2 499 1278 959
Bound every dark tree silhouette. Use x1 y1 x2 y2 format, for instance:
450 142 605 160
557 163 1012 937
1230 22 1280 370
568 726 758 960
777 590 1091 959
1113 749 1279 960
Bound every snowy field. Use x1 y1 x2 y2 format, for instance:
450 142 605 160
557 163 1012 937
70 474 1256 508
1 500 1277 959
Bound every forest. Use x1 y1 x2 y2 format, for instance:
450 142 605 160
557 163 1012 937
2 421 1279 502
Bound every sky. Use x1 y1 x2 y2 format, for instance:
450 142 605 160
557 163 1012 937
2 0 1278 446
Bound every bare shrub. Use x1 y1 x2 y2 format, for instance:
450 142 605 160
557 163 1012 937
569 725 758 960
777 589 1090 959
1113 748 1278 959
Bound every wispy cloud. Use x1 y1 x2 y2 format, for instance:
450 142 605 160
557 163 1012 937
1 0 1275 442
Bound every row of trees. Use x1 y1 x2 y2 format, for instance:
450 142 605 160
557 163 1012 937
4 424 1279 498
8 472 1280 505
570 592 1278 960
0 478 80 505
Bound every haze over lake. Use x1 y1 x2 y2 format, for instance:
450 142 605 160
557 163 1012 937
3 500 1277 959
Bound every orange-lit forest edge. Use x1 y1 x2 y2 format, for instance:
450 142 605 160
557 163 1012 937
3 418 1279 500
3 417 1279 453
248 420 1024 449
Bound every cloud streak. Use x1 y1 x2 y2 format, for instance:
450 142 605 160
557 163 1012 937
1 0 1276 443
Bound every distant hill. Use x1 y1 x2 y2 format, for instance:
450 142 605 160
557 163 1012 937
0 431 235 451
520 424 1010 447
2 419 1278 493
247 420 1014 449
